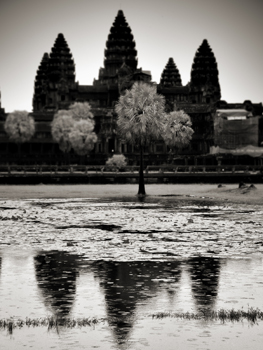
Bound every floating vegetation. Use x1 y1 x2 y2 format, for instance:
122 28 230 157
0 198 263 260
0 316 107 334
152 307 263 324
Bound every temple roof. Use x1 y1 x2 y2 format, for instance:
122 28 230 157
160 58 182 87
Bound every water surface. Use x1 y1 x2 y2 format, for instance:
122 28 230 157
0 196 263 349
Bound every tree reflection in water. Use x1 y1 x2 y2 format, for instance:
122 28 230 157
188 257 221 312
34 251 79 317
92 261 182 346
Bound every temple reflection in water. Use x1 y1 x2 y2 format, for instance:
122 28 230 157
188 257 221 311
0 249 224 347
91 260 182 346
34 251 79 317
20 251 222 345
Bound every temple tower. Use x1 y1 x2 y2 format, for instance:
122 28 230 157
0 89 6 120
32 53 49 111
158 57 187 112
190 39 221 104
33 33 76 112
95 10 138 85
160 58 182 87
117 62 134 93
47 33 75 84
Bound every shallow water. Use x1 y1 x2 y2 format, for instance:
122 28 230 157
0 196 263 349
1 196 263 260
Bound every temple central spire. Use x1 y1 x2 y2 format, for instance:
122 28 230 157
95 10 138 85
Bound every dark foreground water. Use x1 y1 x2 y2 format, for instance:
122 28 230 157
0 196 263 349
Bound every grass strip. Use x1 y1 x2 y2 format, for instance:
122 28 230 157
1 307 262 335
152 307 263 324
0 316 107 334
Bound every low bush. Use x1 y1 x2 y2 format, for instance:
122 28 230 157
105 154 127 171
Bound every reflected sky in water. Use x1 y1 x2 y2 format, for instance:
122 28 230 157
0 249 263 349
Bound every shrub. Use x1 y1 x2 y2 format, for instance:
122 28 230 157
106 154 127 170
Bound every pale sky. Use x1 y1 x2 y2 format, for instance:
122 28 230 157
0 0 262 113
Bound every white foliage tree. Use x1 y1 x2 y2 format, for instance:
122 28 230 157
162 110 194 156
68 102 97 157
106 154 127 170
4 110 35 143
51 110 74 153
51 103 97 161
68 102 94 121
69 119 97 156
115 82 166 195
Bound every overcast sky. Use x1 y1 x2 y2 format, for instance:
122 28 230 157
0 0 262 113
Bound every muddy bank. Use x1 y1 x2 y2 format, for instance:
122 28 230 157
0 183 262 204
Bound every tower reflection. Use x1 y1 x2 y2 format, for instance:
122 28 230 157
188 257 221 312
92 260 182 347
34 251 79 317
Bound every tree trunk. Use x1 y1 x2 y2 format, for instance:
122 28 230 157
138 145 146 196
18 143 21 165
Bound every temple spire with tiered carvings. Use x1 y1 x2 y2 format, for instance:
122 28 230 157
96 10 137 85
190 39 221 103
46 33 75 84
0 88 5 118
33 53 49 111
33 34 76 112
34 53 49 94
160 58 182 87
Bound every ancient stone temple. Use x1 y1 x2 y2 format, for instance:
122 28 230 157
0 10 262 166
156 39 223 160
